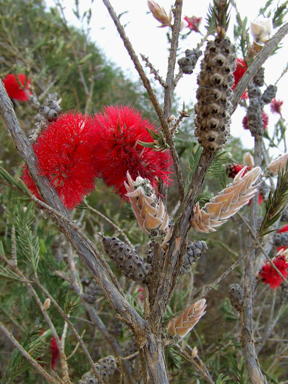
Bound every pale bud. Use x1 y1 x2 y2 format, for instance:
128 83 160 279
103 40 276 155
268 153 288 174
168 115 176 122
243 152 254 168
251 17 273 45
43 298 51 310
191 346 198 359
147 0 172 28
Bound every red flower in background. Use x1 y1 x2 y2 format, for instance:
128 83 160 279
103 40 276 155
276 224 288 253
184 16 202 32
242 110 269 130
226 163 251 179
50 336 60 370
2 74 31 101
259 255 288 289
91 106 173 199
271 98 283 115
22 113 98 209
232 59 248 99
39 330 60 370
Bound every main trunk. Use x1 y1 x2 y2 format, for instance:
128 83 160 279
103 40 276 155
141 333 169 384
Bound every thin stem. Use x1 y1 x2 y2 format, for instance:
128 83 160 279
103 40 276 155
33 279 105 384
0 322 61 384
83 202 133 248
102 0 184 201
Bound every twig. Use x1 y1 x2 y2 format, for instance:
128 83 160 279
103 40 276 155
66 330 85 360
174 344 215 384
33 279 105 384
0 252 70 383
83 201 133 249
0 322 61 384
102 0 185 202
140 54 167 88
231 22 288 115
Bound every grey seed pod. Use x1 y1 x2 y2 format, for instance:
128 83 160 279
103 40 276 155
34 113 45 123
247 87 264 137
108 319 122 338
123 338 138 356
228 284 244 312
179 240 208 276
47 109 58 122
253 67 265 87
83 280 101 304
273 232 288 247
78 356 116 384
262 85 277 105
178 48 202 75
103 237 152 283
281 208 288 222
194 37 236 151
47 100 62 113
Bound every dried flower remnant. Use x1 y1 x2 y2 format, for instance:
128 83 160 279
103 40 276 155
125 172 173 246
268 152 288 174
92 106 172 198
242 110 269 130
271 98 283 115
232 58 248 99
22 113 98 209
184 16 202 33
191 166 261 233
259 254 288 289
2 74 31 101
251 17 273 45
167 299 206 339
147 0 172 28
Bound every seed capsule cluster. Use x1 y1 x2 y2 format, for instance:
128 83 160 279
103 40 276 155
178 49 202 74
78 356 116 384
179 241 208 276
83 280 101 304
228 283 244 312
146 240 207 276
273 232 288 247
194 37 236 151
103 237 152 283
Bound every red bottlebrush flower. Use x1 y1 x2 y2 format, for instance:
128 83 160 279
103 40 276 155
232 59 248 99
271 98 283 115
184 16 202 32
22 112 98 209
2 73 31 101
259 256 288 289
50 336 60 370
39 330 60 370
92 106 173 199
242 111 269 130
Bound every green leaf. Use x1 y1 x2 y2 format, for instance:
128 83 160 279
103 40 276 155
79 53 93 64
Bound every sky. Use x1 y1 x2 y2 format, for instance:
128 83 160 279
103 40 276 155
45 0 288 152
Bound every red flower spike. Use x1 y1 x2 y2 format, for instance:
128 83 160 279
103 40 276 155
2 74 31 101
50 336 60 370
22 112 98 209
271 98 283 115
242 111 269 130
92 106 173 199
184 16 202 32
39 329 60 370
259 256 288 289
232 59 248 99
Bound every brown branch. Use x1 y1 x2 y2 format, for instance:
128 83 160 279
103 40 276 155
231 22 288 115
